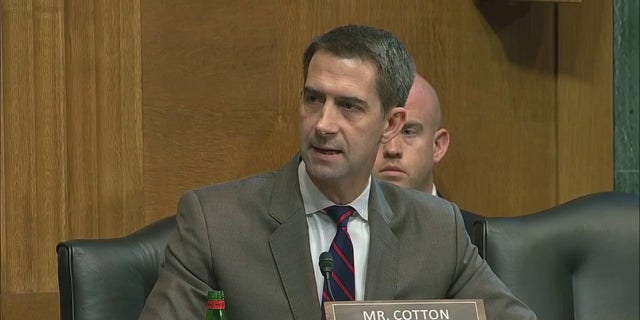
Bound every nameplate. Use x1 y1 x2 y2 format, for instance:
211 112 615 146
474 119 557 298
324 299 486 320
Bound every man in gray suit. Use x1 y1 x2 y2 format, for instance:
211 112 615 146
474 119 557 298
140 25 536 320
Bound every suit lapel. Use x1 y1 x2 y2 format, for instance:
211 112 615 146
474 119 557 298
364 181 399 300
268 156 322 319
265 156 400 315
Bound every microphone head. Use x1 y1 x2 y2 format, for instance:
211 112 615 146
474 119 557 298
319 251 334 273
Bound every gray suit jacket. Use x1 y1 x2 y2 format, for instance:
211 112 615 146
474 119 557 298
140 156 536 319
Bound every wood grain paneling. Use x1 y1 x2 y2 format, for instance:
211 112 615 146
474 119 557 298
118 0 144 236
428 2 558 216
141 0 560 219
65 0 100 238
93 0 144 237
64 0 143 240
2 0 38 294
142 0 298 222
0 292 59 320
32 0 67 292
1 1 614 319
1 0 66 294
557 0 614 202
284 1 557 217
2 0 142 318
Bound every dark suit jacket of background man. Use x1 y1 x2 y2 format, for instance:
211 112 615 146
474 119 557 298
438 191 483 238
461 209 481 236
140 155 536 320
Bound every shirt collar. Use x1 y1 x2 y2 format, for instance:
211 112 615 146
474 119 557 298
298 161 370 221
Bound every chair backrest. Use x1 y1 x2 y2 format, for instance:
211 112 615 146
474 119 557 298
57 215 176 320
473 192 639 320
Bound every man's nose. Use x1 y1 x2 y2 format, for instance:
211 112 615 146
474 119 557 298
315 103 340 135
382 137 402 158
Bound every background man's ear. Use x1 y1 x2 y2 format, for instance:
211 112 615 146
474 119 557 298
433 128 450 163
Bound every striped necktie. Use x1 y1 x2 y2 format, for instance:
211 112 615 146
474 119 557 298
322 205 355 302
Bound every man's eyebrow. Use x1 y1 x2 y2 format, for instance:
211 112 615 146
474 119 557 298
403 121 424 129
336 96 368 107
302 87 323 96
303 87 368 107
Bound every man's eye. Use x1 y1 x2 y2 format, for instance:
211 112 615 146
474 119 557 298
402 127 418 136
341 102 355 110
338 101 363 112
304 94 321 104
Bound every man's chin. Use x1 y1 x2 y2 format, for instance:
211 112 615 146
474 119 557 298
376 173 409 185
376 171 406 180
306 162 344 181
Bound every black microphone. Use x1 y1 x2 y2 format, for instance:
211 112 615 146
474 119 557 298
319 251 335 301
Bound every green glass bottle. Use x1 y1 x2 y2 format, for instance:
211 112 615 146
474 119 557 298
206 290 227 320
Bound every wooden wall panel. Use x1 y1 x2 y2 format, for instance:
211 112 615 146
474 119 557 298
142 1 560 218
0 0 614 319
2 0 39 297
0 292 58 320
557 0 614 202
93 0 144 237
1 0 142 318
65 0 100 238
118 0 144 235
1 0 66 294
64 0 143 241
31 0 67 292
142 1 298 222
425 2 558 217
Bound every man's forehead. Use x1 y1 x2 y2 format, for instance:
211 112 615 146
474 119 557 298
305 54 382 105
405 83 439 125
405 101 432 122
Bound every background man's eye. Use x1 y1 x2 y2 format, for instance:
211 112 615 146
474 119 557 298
403 128 417 136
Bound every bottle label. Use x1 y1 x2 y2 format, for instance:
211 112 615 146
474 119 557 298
207 300 225 310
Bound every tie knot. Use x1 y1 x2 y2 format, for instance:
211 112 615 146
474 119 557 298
323 205 354 227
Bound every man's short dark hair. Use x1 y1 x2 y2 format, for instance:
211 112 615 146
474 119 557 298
303 25 416 116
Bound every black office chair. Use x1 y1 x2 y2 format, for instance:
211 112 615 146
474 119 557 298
473 192 639 320
57 215 176 320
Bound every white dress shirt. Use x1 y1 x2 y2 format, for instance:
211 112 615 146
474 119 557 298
298 161 370 304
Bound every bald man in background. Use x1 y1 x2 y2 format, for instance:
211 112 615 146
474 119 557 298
373 74 480 235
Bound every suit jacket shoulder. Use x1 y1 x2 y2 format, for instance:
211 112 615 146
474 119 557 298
141 156 321 320
369 180 536 320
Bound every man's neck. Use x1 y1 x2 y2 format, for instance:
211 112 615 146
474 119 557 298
299 161 372 206
311 176 369 204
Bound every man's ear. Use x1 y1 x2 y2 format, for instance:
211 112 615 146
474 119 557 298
433 128 450 163
381 106 406 144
